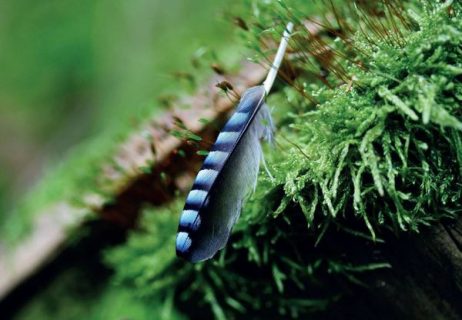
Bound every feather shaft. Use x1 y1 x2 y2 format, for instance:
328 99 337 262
263 22 294 94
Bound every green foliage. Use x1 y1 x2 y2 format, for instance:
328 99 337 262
104 1 462 319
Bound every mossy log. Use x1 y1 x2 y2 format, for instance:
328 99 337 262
0 61 266 302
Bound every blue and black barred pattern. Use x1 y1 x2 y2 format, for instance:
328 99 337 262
176 85 273 262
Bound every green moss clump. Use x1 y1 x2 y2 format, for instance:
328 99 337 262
274 1 462 236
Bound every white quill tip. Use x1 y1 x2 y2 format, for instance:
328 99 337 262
263 22 294 95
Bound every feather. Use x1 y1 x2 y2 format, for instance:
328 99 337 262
176 22 293 262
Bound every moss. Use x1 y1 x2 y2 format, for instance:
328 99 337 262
272 0 462 235
104 1 462 319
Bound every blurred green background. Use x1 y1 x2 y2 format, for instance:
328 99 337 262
0 0 233 225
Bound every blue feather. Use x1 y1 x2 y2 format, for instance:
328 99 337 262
176 22 293 262
176 86 273 262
